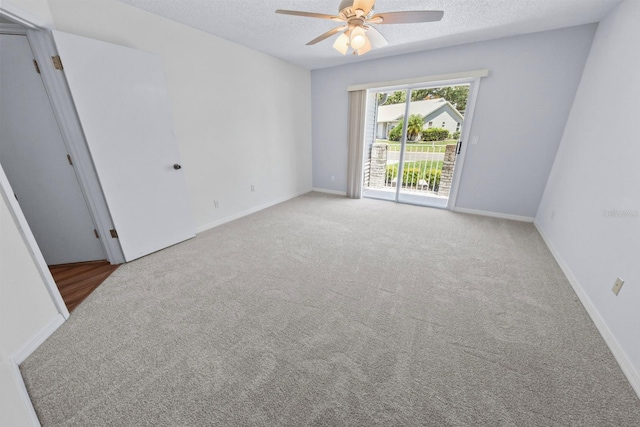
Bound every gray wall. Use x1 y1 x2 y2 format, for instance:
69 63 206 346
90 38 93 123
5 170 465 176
311 25 596 217
536 0 640 381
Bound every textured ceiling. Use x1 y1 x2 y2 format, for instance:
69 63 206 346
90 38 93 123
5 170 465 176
118 0 621 70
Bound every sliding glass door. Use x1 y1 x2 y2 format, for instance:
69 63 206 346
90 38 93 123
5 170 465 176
363 82 470 208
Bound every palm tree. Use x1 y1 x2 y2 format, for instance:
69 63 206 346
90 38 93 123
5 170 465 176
406 114 425 141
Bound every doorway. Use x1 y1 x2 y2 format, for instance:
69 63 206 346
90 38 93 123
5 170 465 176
0 33 107 265
363 82 471 208
0 31 117 311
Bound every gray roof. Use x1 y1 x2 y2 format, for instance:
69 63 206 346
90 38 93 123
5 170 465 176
377 98 462 123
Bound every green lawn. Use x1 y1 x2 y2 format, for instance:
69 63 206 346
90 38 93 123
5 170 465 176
404 160 444 170
387 160 444 176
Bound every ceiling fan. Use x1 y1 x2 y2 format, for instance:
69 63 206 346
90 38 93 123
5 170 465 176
276 0 444 56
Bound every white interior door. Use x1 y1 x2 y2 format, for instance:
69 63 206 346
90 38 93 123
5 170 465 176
0 34 105 265
51 31 195 262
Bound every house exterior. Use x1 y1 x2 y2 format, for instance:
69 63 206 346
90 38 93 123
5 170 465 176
376 98 464 140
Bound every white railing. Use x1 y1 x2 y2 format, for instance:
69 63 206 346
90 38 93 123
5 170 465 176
384 142 444 193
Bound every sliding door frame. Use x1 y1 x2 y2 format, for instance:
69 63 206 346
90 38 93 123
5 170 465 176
361 72 485 209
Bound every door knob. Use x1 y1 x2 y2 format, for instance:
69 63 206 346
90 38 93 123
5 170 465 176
173 164 182 170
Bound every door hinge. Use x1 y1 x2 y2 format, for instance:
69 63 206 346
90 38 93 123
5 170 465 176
51 55 64 70
33 60 41 74
110 229 119 238
66 154 73 165
94 229 100 239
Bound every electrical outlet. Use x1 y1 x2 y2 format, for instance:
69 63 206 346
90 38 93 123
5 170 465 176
214 200 219 208
551 210 556 219
612 277 624 296
250 185 255 192
331 175 335 182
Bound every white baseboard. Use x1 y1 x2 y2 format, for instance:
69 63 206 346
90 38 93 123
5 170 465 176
454 207 534 222
10 313 65 427
311 187 347 196
195 189 312 234
534 221 640 399
12 313 65 365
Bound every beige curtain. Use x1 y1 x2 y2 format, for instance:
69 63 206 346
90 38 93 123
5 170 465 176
346 90 367 198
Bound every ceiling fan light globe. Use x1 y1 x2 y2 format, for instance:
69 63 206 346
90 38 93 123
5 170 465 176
350 26 367 50
333 33 350 55
351 34 367 49
356 35 372 55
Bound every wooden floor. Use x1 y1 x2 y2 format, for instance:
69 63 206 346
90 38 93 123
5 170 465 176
49 260 119 312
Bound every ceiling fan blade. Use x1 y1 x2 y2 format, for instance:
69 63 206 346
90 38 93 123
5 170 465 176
306 25 348 46
276 10 344 22
371 11 444 25
365 26 388 48
353 0 376 16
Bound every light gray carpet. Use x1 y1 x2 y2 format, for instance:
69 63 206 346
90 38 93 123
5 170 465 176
21 192 640 426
